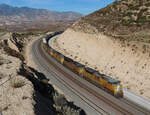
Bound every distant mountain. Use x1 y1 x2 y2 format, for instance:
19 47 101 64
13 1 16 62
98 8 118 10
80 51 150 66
0 4 82 20
0 4 83 31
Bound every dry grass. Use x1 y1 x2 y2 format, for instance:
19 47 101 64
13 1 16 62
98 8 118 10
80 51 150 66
40 79 49 84
10 79 25 88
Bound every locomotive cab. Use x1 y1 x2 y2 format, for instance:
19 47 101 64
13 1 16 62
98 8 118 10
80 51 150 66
84 67 97 79
113 83 123 97
102 75 123 98
73 61 85 76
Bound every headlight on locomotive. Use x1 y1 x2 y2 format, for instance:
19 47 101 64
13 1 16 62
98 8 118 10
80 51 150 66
114 84 123 97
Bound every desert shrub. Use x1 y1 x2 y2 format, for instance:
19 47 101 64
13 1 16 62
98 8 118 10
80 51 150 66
126 12 133 17
143 44 147 50
127 43 130 46
85 62 88 65
10 79 25 88
137 16 147 24
3 46 25 61
121 19 135 26
53 92 85 115
53 93 67 107
142 51 146 54
128 5 139 10
145 2 150 7
139 89 144 95
40 79 49 84
0 61 4 65
94 67 97 69
74 56 78 59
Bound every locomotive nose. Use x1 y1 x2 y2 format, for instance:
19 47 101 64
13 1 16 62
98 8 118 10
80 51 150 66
118 85 123 97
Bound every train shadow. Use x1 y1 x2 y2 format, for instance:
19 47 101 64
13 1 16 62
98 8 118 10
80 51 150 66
28 67 49 81
18 64 86 115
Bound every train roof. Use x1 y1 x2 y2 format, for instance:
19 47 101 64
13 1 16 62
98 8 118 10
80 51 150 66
55 50 59 54
102 74 120 84
51 48 56 52
64 56 74 62
56 51 61 55
85 67 97 74
49 47 54 50
73 61 85 67
93 72 102 78
48 46 52 49
57 52 64 57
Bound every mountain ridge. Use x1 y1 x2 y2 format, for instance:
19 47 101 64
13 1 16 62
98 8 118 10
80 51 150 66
0 4 83 32
0 3 82 20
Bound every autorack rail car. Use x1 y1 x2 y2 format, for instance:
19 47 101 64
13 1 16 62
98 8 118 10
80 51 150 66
42 36 123 98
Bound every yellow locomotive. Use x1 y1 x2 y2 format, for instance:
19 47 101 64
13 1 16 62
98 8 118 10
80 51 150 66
49 47 55 56
72 61 85 76
63 57 75 70
101 74 123 97
82 67 123 97
55 52 64 64
42 37 123 98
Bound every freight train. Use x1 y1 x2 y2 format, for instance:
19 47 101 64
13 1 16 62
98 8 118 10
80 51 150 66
42 33 123 98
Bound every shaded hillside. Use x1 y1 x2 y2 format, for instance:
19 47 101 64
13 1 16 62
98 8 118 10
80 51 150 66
0 4 83 32
72 0 150 42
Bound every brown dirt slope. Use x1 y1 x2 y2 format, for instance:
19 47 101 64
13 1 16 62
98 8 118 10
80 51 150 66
51 0 150 99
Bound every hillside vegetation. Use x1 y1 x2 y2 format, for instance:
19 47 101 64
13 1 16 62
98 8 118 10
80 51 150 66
72 0 150 42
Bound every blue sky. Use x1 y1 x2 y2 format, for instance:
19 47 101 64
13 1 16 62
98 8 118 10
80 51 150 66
0 0 115 14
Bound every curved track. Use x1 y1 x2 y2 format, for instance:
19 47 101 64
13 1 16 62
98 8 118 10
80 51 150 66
31 38 150 115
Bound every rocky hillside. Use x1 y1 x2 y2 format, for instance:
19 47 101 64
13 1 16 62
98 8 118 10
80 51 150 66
51 0 150 99
0 4 83 32
72 0 150 42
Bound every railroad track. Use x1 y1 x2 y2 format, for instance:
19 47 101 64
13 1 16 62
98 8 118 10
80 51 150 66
33 39 107 115
32 38 149 115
